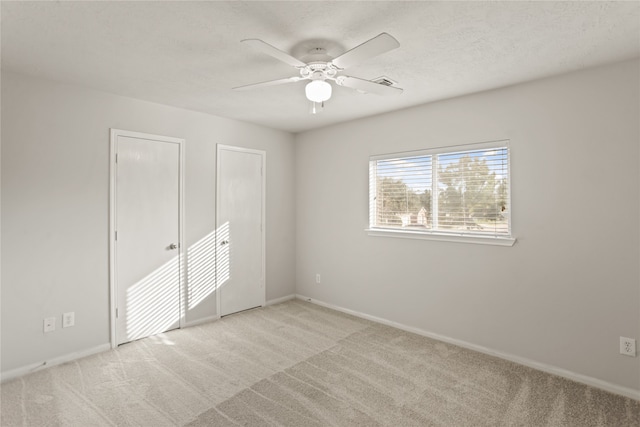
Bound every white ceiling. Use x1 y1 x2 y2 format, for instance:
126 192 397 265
2 1 639 133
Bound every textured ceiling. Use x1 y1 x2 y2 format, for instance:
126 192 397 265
2 1 639 133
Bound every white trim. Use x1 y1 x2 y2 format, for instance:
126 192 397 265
1 343 111 383
216 145 267 317
109 129 186 348
109 131 117 348
179 135 187 330
366 228 516 246
295 294 640 401
215 145 221 318
182 314 220 328
506 140 513 234
266 294 296 306
370 139 510 161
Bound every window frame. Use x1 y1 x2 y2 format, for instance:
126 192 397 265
367 140 516 246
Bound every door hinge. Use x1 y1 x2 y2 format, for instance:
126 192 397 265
115 153 118 163
115 231 118 241
115 308 119 318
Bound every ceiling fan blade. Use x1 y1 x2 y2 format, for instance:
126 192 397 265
331 33 400 69
241 39 307 68
233 76 303 91
336 76 403 96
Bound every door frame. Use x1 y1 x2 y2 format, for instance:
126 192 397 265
216 144 266 317
109 129 186 348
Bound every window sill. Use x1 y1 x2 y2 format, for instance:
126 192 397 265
365 228 516 247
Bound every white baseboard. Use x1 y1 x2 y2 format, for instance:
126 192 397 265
266 294 296 306
1 343 111 383
296 294 640 401
183 314 219 328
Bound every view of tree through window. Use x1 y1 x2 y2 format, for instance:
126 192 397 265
370 144 510 237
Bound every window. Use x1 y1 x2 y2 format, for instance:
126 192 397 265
368 140 514 246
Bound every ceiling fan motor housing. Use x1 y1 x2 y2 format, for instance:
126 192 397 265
300 63 338 81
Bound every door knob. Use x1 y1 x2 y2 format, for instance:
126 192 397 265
221 240 229 246
168 243 178 250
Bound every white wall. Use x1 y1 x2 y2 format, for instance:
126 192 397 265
295 59 640 393
1 71 296 374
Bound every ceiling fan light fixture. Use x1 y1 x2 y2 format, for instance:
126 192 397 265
305 80 332 102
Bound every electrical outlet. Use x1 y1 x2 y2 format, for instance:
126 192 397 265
620 337 636 357
316 273 321 284
63 312 75 328
43 317 56 333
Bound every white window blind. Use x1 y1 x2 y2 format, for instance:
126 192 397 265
369 141 511 239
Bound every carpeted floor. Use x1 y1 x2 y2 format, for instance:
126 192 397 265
1 299 638 426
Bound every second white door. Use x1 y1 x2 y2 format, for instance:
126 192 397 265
217 145 265 317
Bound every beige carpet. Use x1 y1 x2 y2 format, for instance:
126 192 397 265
1 300 638 426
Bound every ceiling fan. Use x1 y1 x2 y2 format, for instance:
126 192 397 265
233 33 403 112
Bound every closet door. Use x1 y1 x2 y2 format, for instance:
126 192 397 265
216 145 265 316
111 130 184 345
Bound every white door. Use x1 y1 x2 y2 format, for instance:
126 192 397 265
111 130 184 346
217 145 265 317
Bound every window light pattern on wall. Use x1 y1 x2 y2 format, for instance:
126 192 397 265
369 141 511 238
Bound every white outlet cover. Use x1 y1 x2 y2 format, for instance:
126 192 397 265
620 337 636 357
63 312 75 328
